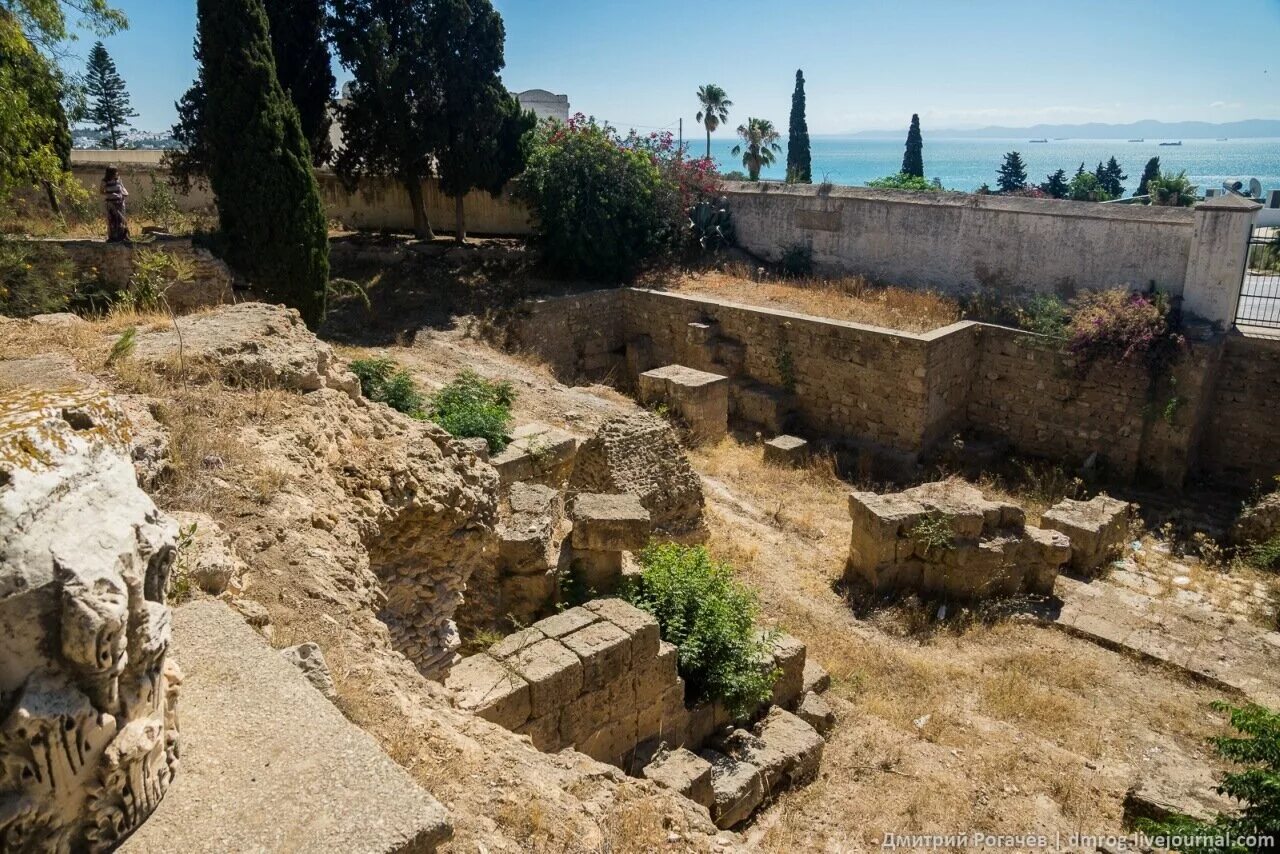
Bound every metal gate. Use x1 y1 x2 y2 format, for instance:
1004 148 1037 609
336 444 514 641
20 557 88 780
1237 227 1280 328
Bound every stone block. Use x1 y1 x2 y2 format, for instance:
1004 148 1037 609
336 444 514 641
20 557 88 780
585 597 662 661
731 381 796 434
642 748 714 811
559 687 612 746
687 701 718 748
715 708 824 792
561 619 633 692
802 659 831 695
762 631 807 709
508 639 584 719
1041 494 1131 576
637 364 730 444
445 653 532 730
570 492 651 551
536 605 599 639
572 548 625 595
500 572 557 625
634 640 681 701
490 423 578 488
763 434 809 467
698 749 764 829
488 626 548 660
498 482 562 574
581 711 638 767
795 691 836 735
280 642 337 701
516 713 562 752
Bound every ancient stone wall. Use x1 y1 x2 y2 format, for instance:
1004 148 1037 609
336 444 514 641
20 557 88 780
1199 332 1280 486
722 181 1195 298
503 289 626 380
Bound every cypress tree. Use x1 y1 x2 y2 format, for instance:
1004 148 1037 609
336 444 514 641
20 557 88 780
1135 156 1160 197
901 113 924 178
261 0 335 165
197 0 328 327
432 0 531 242
84 42 137 149
996 151 1028 193
785 69 811 183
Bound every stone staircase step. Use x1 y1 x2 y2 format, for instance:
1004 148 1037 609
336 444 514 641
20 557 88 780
121 599 451 854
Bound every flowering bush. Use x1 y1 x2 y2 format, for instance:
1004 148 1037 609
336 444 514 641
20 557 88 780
1066 289 1184 376
519 115 721 280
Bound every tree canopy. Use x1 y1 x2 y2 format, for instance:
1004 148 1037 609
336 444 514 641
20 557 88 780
901 113 923 178
731 117 781 181
1040 168 1069 199
695 83 732 160
996 150 1028 193
786 70 811 184
1095 156 1127 197
84 41 136 149
1135 156 1160 197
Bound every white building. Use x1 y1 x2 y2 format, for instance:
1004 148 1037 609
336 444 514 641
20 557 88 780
515 89 570 124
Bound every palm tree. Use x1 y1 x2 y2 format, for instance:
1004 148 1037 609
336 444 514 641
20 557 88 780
695 84 733 159
731 117 782 180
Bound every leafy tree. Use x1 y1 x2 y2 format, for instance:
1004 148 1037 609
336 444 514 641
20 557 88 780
0 1 123 200
695 83 732 159
996 150 1028 193
1095 156 1127 197
1136 156 1160 197
731 117 781 181
431 0 531 242
328 0 442 239
197 0 329 327
1069 170 1111 202
1040 168 1070 199
1148 170 1197 207
83 41 136 149
785 69 811 183
868 172 936 191
1138 702 1280 853
169 0 334 187
901 113 924 178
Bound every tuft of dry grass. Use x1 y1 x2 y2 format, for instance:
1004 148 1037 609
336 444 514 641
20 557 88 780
646 265 962 333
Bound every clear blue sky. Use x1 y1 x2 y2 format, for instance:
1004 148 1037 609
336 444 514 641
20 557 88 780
65 0 1280 136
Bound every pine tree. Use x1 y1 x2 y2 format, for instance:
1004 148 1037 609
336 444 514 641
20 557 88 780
329 0 442 239
1040 168 1069 199
1135 156 1160 197
785 69 811 183
901 113 923 178
1095 156 1127 197
84 41 137 149
996 151 1028 193
432 0 532 242
197 0 329 327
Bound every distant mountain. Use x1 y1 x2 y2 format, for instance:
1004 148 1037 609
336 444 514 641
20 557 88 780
843 118 1280 139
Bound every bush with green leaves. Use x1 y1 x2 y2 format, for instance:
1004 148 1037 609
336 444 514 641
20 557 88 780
623 543 778 717
1138 701 1280 852
348 357 425 417
1147 170 1197 207
1248 537 1280 572
866 172 941 192
427 370 515 452
778 242 813 277
1020 293 1070 337
0 237 75 317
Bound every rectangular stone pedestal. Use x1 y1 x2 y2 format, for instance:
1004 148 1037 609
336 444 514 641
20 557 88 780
637 364 729 444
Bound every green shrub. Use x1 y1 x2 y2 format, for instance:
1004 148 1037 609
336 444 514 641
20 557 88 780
1249 238 1280 274
866 172 940 192
778 242 813 277
624 543 778 717
0 237 75 317
1138 701 1280 851
427 370 515 452
910 512 955 554
1248 537 1280 572
1147 171 1197 207
1020 293 1070 337
518 116 669 280
348 357 425 417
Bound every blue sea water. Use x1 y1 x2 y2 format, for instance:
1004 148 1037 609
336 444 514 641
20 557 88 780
702 136 1280 195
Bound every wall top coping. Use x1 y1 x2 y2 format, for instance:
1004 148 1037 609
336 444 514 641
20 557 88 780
1195 193 1264 212
719 180 1197 226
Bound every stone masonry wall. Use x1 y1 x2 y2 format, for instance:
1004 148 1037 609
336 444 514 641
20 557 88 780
1199 333 1280 486
502 289 627 380
37 237 234 313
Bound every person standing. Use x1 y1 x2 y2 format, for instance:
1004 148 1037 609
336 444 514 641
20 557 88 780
101 166 130 242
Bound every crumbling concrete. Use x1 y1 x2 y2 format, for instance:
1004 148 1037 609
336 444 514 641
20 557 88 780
637 364 729 444
1042 494 1132 576
845 480 1070 601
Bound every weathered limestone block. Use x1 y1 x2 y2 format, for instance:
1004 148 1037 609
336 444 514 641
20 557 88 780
642 748 714 811
713 707 824 794
763 434 809 467
637 364 729 444
571 493 651 552
761 632 806 709
279 642 337 701
171 510 246 596
490 423 578 488
802 659 831 695
1230 491 1280 547
1042 494 1132 576
571 548 625 596
731 381 797 435
444 653 531 730
508 639 585 719
499 483 563 574
795 691 836 735
846 480 1070 601
569 413 706 535
0 387 181 852
698 750 764 829
134 303 359 398
585 598 661 661
561 620 633 693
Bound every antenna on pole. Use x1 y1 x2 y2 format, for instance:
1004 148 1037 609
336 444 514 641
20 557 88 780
678 118 683 157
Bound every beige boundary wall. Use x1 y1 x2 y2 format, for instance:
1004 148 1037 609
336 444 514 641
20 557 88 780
67 151 533 236
506 287 1280 490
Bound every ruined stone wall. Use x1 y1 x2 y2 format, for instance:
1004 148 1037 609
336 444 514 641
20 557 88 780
1199 333 1280 486
723 182 1195 298
46 237 234 313
503 289 627 380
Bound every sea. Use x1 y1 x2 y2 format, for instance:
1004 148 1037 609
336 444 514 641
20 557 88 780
703 136 1280 195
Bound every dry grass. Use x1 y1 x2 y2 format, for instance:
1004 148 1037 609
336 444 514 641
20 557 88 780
645 264 962 333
